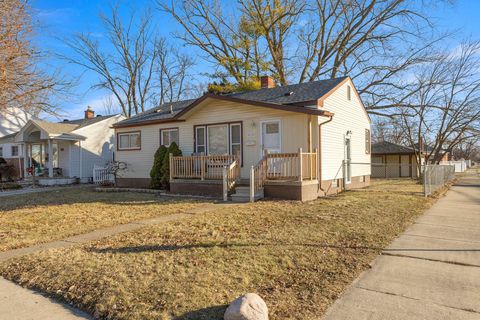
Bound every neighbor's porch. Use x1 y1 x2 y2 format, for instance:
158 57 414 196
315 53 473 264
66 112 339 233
16 130 86 185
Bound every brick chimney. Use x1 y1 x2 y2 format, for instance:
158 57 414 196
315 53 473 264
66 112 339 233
84 106 94 119
260 76 275 89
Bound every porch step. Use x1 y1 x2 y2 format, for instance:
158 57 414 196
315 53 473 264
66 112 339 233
231 186 264 203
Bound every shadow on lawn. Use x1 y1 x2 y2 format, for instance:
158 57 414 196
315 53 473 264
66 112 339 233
174 305 227 320
87 242 382 254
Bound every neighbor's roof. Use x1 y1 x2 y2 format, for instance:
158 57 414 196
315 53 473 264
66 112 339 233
372 141 417 155
60 114 118 128
0 132 17 144
32 119 78 135
115 77 348 128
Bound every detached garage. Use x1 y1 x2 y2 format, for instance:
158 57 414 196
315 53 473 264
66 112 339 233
371 141 425 178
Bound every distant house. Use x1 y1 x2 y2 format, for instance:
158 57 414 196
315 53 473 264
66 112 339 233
371 141 428 178
0 107 33 179
11 107 124 185
113 76 372 201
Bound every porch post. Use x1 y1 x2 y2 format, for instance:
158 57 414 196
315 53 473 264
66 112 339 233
48 139 54 178
307 115 312 152
298 147 303 182
22 142 29 178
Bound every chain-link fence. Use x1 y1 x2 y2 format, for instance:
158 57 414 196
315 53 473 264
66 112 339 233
423 164 456 197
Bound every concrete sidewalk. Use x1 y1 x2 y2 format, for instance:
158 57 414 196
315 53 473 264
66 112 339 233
324 169 480 320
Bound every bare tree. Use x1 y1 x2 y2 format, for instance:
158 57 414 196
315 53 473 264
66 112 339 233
160 0 442 98
63 5 157 117
452 137 480 161
63 5 196 118
0 0 69 115
394 41 480 164
159 0 269 87
155 39 195 105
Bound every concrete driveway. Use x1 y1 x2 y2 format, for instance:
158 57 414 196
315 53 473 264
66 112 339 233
323 169 480 320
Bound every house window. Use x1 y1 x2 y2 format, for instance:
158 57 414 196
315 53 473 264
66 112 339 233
195 122 242 162
207 124 229 155
0 147 3 157
160 128 179 147
230 123 242 157
117 131 141 150
347 85 351 101
11 146 19 157
195 127 206 154
365 129 371 154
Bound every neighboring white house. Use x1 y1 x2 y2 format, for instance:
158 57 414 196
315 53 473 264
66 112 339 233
0 107 33 179
12 107 124 185
113 76 371 201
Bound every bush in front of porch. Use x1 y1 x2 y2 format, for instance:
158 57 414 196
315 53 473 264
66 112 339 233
150 142 182 190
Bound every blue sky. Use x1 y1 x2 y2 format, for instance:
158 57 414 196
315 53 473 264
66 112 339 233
31 0 480 120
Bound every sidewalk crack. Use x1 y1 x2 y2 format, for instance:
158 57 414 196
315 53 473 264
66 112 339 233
381 252 480 268
356 286 480 315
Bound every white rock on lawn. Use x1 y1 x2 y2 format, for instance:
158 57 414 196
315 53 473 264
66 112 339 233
224 293 269 320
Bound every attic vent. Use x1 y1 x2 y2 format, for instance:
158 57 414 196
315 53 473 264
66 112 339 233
284 91 294 96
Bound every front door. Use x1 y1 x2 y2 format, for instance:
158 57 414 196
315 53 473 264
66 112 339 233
261 120 281 155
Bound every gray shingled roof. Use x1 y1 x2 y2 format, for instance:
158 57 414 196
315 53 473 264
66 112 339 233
116 99 197 127
32 119 78 135
116 77 347 127
228 77 347 104
0 132 17 144
60 114 117 128
372 141 415 155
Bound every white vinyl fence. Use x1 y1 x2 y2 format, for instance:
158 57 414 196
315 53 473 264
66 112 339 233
93 164 115 185
440 160 470 173
423 164 456 197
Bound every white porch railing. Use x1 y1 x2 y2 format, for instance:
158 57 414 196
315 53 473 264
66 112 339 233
93 165 115 185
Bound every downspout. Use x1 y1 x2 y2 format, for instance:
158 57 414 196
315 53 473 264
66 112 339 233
318 115 334 194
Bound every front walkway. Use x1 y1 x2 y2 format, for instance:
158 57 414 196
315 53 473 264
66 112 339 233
323 168 480 320
0 201 240 319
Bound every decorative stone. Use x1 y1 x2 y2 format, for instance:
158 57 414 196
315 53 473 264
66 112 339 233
224 293 269 320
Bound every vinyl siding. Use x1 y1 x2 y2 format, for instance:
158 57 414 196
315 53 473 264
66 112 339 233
116 99 310 179
69 115 123 179
0 107 31 137
320 79 371 181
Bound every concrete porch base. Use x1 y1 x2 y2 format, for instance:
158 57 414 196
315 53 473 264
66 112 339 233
37 177 77 186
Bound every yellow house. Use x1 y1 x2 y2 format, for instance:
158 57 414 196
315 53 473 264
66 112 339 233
113 76 371 201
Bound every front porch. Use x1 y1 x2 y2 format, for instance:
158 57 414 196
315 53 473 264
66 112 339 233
14 121 87 184
169 149 319 201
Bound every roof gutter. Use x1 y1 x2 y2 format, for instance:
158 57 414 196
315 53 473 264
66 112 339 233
318 115 334 194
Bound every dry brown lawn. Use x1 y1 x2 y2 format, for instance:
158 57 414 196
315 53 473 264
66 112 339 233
0 187 210 251
0 179 433 320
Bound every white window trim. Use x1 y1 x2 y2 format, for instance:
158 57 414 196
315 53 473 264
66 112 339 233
11 145 19 157
117 132 141 151
229 123 242 155
206 124 229 155
160 128 179 147
260 119 282 157
195 126 206 154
